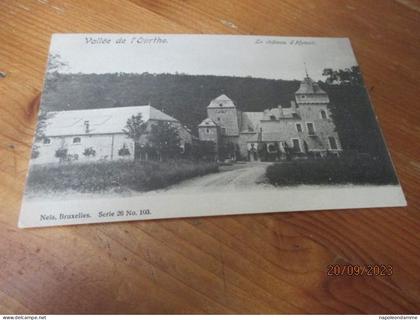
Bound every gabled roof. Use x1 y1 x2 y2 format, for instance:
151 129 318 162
240 112 263 133
295 77 327 95
282 107 295 117
44 105 179 136
215 94 231 101
262 107 296 120
207 94 236 109
262 109 280 121
198 118 218 127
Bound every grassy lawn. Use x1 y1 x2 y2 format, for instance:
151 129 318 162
26 159 219 194
265 156 399 186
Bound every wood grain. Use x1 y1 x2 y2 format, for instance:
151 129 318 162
0 0 419 314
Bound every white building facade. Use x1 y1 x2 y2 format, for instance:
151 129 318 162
32 105 192 164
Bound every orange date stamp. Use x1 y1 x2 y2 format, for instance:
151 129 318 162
327 264 393 276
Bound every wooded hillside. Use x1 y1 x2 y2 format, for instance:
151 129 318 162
41 72 391 161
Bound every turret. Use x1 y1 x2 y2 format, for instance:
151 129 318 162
206 94 240 137
198 118 220 149
295 76 329 105
293 69 342 155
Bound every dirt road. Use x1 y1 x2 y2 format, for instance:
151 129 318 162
166 161 274 193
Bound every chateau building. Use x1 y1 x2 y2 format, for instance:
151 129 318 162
198 75 342 161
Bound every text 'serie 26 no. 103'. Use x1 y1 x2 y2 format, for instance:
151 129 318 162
19 34 406 228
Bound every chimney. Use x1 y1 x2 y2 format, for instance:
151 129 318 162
290 100 296 111
84 120 90 133
278 104 284 117
290 100 299 117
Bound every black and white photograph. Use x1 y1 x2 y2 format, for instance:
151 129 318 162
19 34 406 228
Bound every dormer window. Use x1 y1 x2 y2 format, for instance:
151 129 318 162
43 138 51 145
73 137 81 144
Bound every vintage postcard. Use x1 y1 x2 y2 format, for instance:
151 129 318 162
19 34 406 228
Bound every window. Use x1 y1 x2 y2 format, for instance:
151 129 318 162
320 110 327 119
270 115 276 120
267 143 277 153
292 138 301 152
43 138 51 145
217 117 221 121
206 128 210 133
328 137 338 150
296 123 302 133
219 103 223 107
72 137 81 144
307 123 315 135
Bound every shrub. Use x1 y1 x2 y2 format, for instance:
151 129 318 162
83 147 96 157
265 156 398 186
118 144 130 156
27 159 219 194
68 154 79 161
192 140 217 161
55 148 68 162
31 146 40 159
148 122 181 160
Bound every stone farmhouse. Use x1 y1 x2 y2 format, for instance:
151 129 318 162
198 75 342 161
32 105 193 164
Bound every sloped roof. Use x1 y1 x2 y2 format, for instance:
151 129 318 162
44 105 178 136
207 94 236 109
282 107 295 117
198 118 218 127
259 107 296 121
295 77 327 95
262 109 280 121
240 112 263 133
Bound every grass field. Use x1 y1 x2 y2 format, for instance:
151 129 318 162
26 159 219 194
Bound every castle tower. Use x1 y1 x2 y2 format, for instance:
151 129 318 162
295 75 330 105
198 118 220 150
206 94 240 139
294 73 341 155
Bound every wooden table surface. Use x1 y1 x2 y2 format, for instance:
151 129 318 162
1 0 420 314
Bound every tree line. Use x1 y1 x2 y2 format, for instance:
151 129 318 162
39 67 392 162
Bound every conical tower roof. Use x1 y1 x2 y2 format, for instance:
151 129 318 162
198 118 218 127
207 94 236 109
295 76 327 95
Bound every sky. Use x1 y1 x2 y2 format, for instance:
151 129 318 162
49 34 359 81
